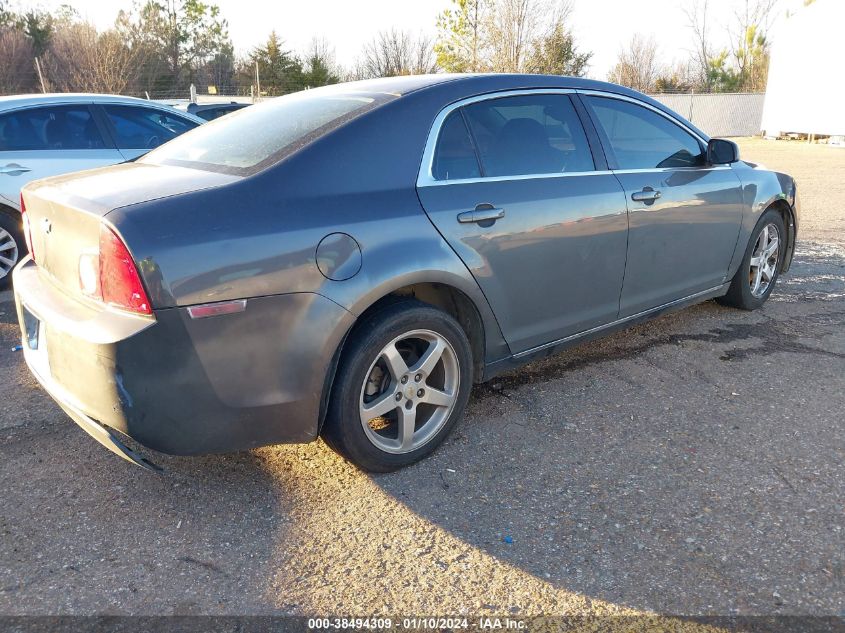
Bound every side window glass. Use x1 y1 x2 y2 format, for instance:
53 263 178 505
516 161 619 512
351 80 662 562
197 109 219 121
586 96 704 169
462 94 594 177
0 106 105 151
432 110 480 181
103 106 198 150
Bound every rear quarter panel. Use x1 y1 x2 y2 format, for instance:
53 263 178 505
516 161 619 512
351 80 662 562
109 93 510 364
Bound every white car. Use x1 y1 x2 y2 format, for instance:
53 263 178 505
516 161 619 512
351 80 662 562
0 94 203 287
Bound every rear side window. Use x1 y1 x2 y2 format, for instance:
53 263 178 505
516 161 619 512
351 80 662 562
585 96 704 169
432 111 480 181
103 105 198 150
0 106 105 151
196 105 247 121
462 94 594 177
196 108 223 121
142 87 393 175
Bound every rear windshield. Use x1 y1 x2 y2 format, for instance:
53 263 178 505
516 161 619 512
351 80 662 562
140 86 394 175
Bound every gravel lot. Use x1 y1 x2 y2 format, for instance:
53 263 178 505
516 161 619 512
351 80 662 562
0 138 843 620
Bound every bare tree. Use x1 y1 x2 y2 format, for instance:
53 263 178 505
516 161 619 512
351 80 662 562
302 36 342 86
653 60 696 92
524 6 590 76
606 35 660 93
42 21 142 93
485 0 574 73
0 27 37 94
304 37 338 74
684 0 713 90
435 0 490 72
684 0 777 92
358 29 437 78
730 0 777 91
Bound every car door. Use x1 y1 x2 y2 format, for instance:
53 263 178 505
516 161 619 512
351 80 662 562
581 94 744 317
0 104 121 209
416 91 629 354
99 104 200 160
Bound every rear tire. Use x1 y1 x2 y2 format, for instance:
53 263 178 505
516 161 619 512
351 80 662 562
323 299 473 472
718 208 786 310
0 208 25 290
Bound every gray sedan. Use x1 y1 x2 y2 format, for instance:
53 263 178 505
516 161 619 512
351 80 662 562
12 74 798 472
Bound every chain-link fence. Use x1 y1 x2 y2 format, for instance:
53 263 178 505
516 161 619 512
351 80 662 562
648 92 765 138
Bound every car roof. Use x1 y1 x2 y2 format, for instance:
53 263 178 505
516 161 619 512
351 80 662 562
337 73 652 96
394 74 710 141
0 93 205 122
0 93 188 109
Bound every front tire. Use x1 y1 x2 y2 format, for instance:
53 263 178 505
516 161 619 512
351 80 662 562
323 299 473 472
0 208 25 290
718 208 786 310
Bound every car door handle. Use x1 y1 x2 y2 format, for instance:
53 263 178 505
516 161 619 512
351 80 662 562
457 206 506 224
631 188 661 202
0 163 31 175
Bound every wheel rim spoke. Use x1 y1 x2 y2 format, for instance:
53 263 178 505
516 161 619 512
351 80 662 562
381 343 409 381
752 266 763 294
397 406 417 451
410 338 445 377
764 235 779 258
360 390 398 421
421 386 454 408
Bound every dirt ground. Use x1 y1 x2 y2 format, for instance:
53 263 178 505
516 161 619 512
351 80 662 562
0 138 843 622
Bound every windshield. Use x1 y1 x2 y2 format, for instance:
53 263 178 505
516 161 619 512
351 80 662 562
141 86 394 175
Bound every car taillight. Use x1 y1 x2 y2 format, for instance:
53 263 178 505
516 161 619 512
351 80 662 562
95 224 152 315
20 193 35 260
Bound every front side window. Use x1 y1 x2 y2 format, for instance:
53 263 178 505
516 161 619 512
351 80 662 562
461 94 594 177
103 106 198 150
585 96 705 169
0 106 105 151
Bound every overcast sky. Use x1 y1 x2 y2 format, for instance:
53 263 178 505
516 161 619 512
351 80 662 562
32 0 804 80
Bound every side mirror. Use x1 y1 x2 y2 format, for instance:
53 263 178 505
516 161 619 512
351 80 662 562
707 138 739 165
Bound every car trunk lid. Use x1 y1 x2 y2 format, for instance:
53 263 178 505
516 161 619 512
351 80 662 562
21 162 239 299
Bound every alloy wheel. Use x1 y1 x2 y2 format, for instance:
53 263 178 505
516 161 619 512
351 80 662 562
0 227 19 281
359 329 460 454
749 223 780 298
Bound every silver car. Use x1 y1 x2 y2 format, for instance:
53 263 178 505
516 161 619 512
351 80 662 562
0 94 202 287
13 75 798 472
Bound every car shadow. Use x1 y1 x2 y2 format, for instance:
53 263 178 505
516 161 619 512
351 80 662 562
1 245 843 619
253 243 845 617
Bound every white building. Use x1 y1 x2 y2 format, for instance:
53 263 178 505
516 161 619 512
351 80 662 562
761 0 845 138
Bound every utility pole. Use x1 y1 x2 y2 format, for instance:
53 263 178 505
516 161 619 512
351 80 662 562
34 57 46 93
254 61 261 103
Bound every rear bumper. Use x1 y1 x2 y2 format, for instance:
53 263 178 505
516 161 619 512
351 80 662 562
13 257 354 459
50 388 163 471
